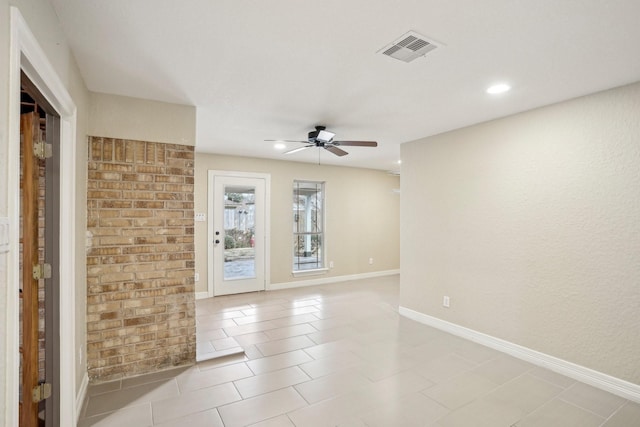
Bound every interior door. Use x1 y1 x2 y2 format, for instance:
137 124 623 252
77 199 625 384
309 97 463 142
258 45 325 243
211 175 266 296
20 112 43 427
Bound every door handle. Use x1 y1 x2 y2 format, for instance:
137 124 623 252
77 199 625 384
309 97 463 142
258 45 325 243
215 239 220 244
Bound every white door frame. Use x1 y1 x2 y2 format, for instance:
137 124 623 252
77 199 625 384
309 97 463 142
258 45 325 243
6 8 79 426
207 171 271 298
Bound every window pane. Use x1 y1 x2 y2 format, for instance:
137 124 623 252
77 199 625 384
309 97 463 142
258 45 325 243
224 185 256 280
293 181 322 233
293 234 323 270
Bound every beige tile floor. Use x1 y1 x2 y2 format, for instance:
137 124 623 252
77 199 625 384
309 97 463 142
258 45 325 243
78 275 640 426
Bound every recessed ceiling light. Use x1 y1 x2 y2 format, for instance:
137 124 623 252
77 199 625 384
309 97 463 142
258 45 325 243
274 143 286 150
397 160 402 164
487 83 511 94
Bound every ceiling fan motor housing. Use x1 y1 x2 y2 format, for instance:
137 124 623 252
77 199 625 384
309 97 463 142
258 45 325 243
308 125 326 142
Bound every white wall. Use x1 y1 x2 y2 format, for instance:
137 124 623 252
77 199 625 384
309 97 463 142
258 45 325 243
1 0 90 423
0 0 8 411
400 81 640 385
0 0 11 414
194 154 400 292
89 92 196 145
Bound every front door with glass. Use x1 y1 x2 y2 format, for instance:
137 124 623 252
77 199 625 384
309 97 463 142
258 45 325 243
210 174 267 296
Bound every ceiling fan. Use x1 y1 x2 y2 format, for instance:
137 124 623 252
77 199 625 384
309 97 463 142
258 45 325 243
266 126 378 157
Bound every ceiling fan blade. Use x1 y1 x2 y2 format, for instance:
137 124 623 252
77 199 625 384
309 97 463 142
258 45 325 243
264 139 308 143
332 140 378 147
324 145 349 157
284 145 314 155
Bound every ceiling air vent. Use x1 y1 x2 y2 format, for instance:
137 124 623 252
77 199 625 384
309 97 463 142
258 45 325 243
378 31 439 63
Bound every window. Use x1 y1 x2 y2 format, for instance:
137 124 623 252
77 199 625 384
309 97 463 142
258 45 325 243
293 180 324 271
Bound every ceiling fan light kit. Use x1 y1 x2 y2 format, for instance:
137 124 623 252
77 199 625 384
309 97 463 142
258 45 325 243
266 125 378 158
316 130 336 143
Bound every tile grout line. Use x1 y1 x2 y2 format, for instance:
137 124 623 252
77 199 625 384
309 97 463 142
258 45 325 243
597 401 629 427
556 396 618 421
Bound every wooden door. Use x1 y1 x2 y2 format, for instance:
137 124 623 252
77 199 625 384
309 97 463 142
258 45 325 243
20 112 44 427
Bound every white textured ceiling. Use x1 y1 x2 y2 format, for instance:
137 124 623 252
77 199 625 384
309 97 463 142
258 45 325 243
49 0 640 171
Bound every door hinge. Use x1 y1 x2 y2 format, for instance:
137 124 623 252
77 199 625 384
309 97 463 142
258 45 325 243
33 263 52 280
33 141 53 160
32 382 52 403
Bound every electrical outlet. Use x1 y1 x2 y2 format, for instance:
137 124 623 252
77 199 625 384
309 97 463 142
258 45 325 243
329 261 334 268
368 257 374 265
194 273 200 282
443 296 450 308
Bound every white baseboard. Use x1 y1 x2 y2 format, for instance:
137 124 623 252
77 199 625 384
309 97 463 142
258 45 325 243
268 269 400 291
76 372 89 422
195 291 210 300
399 306 640 403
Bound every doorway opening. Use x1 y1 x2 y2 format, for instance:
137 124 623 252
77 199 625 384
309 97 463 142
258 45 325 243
19 74 61 427
9 8 80 424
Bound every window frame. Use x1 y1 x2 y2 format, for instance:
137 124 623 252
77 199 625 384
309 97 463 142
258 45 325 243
292 180 328 276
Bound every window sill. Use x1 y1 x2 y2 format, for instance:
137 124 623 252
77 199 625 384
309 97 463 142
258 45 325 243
292 268 329 278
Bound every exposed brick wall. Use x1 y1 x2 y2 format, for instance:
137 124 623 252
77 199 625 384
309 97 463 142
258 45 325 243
86 137 196 381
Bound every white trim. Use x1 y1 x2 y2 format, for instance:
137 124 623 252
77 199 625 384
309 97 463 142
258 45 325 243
291 267 329 277
75 373 89 422
207 170 271 298
399 306 640 403
269 269 400 291
207 171 214 298
195 291 209 300
8 8 79 426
